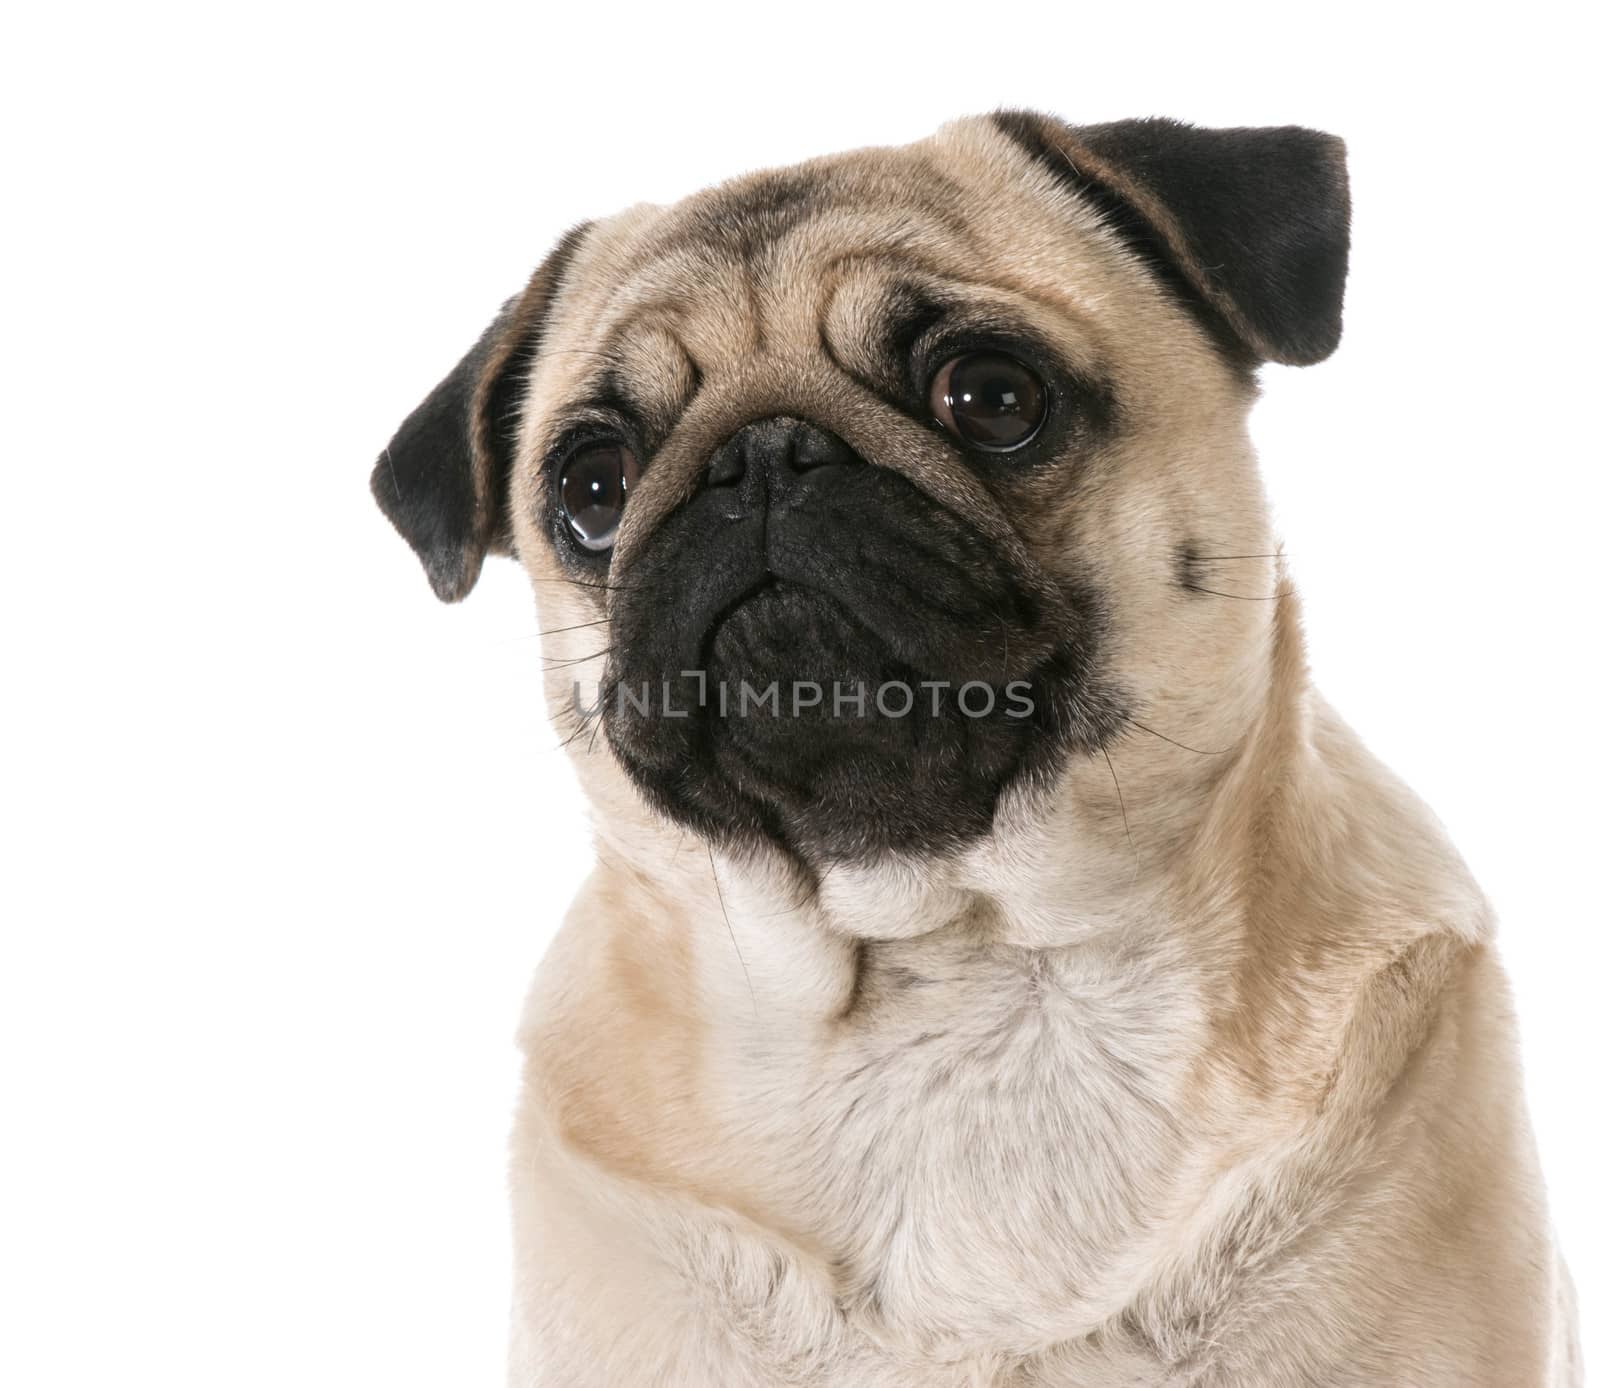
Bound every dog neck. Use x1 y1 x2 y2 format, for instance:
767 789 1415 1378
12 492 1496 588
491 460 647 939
591 594 1309 1017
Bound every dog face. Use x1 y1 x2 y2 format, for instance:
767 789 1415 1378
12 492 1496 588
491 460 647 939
374 114 1349 870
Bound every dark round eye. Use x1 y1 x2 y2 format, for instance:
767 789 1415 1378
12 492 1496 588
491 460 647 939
558 443 639 552
929 352 1048 452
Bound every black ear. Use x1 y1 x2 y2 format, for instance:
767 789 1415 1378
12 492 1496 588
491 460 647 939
371 223 590 601
992 113 1350 367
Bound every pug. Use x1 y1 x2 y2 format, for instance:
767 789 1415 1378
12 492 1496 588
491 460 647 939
371 113 1580 1386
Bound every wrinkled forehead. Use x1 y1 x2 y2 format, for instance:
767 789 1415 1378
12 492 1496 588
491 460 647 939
624 151 979 337
591 157 971 377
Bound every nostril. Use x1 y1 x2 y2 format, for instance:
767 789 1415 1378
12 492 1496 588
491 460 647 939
706 440 746 487
706 418 856 494
792 424 857 471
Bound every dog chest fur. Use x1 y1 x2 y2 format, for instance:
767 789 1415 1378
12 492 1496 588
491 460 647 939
516 893 1219 1385
734 932 1210 1343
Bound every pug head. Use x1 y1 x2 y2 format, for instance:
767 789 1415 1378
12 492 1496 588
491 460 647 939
373 114 1349 871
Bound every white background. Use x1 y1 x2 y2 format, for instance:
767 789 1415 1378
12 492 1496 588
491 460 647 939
3 3 1595 1382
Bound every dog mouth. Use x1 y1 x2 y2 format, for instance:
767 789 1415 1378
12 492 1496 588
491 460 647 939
598 460 1122 862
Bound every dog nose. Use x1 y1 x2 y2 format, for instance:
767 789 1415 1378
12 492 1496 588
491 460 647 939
705 416 859 492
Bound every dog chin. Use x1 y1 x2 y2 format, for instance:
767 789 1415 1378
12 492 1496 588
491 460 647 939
603 579 1118 864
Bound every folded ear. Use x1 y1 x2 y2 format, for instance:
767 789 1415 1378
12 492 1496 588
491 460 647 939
371 223 590 601
992 113 1351 367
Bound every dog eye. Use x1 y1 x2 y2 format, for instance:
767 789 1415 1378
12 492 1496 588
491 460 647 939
929 352 1048 452
558 443 639 552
